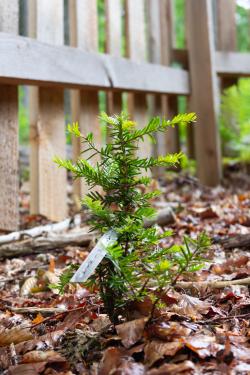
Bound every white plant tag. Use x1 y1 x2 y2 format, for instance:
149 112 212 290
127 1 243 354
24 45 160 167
70 230 117 283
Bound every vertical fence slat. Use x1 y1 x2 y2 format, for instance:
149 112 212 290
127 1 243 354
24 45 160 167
216 0 237 52
184 1 195 159
0 0 19 231
125 0 150 159
147 0 163 164
216 0 237 89
28 0 39 214
76 0 101 196
68 0 81 199
147 0 179 162
0 1 18 33
105 0 122 116
160 0 180 154
35 0 67 220
186 0 221 186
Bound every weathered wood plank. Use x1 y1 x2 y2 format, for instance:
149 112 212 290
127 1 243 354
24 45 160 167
38 87 67 220
105 0 122 58
0 33 190 94
184 0 195 159
35 0 67 220
186 0 222 186
147 0 163 160
27 0 39 214
147 0 163 166
0 0 18 34
68 0 81 198
75 0 101 197
160 0 180 154
0 0 19 231
216 0 236 52
126 0 150 159
147 0 179 165
216 0 237 89
216 52 250 77
0 86 19 231
105 0 122 117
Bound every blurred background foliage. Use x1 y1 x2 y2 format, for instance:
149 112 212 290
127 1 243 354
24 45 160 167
219 2 250 162
19 0 250 165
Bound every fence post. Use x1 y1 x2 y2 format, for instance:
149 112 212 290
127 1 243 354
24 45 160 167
0 0 19 231
216 0 237 90
125 0 150 159
105 0 122 117
186 0 222 186
33 0 67 220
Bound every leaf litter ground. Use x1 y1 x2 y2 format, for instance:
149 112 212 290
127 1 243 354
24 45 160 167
1 168 250 374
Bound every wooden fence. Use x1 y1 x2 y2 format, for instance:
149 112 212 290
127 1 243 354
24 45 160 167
0 0 249 231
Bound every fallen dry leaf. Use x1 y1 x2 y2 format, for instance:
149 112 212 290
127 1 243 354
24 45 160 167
116 317 148 348
234 362 250 373
16 330 65 355
91 314 111 332
32 313 45 325
0 326 33 347
98 348 145 375
99 346 145 374
185 335 223 359
8 362 47 375
22 350 66 363
98 347 124 375
172 294 211 319
111 358 145 375
147 360 196 375
231 343 250 363
149 321 191 341
15 309 85 355
192 205 220 219
211 255 249 275
144 340 183 366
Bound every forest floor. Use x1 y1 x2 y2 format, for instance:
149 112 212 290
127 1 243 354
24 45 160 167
0 164 250 375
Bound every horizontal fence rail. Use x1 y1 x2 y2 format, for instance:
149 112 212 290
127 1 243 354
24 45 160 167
216 52 250 78
0 33 190 94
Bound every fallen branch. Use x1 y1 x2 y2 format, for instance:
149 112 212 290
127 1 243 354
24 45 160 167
0 208 175 258
0 231 96 258
0 214 81 245
176 276 250 289
201 312 250 324
220 234 250 249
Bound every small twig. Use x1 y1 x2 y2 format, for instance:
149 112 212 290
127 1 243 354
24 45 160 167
176 277 250 289
7 306 68 315
201 312 250 324
30 306 90 329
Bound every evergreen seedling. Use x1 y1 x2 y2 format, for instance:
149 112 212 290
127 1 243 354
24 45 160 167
54 112 210 323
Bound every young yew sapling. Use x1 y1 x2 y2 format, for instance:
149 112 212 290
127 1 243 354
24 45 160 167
54 112 210 323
